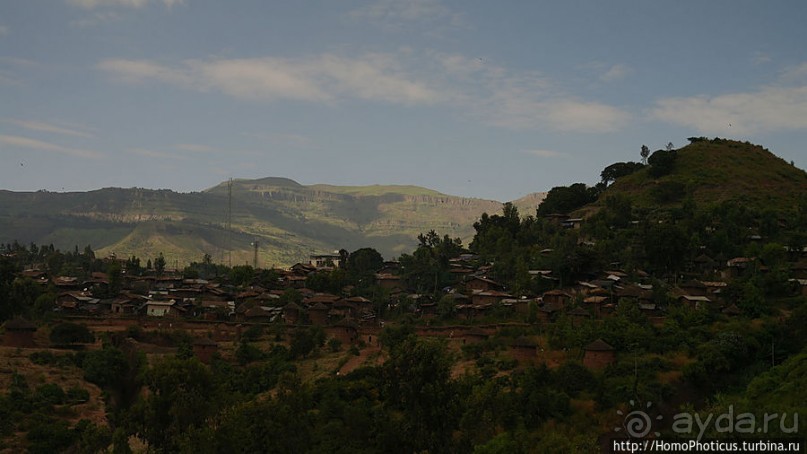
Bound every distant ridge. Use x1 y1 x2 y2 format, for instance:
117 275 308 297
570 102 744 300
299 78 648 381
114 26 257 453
0 179 543 267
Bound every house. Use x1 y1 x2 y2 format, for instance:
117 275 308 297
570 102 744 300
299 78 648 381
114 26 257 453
308 302 330 325
537 303 560 323
240 305 281 323
583 339 615 369
283 302 305 324
789 279 807 297
282 274 308 289
568 307 592 327
583 296 609 318
466 276 504 292
309 254 342 269
145 301 177 317
326 318 359 344
193 337 218 364
110 297 136 315
542 290 573 307
2 318 37 348
509 337 537 363
725 257 755 278
375 273 405 291
678 295 712 310
470 290 512 306
562 218 583 229
679 280 708 297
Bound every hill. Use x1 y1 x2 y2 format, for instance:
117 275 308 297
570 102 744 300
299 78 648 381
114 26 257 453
0 180 530 267
598 139 807 211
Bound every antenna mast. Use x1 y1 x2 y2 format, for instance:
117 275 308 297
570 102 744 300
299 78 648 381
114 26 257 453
227 178 233 267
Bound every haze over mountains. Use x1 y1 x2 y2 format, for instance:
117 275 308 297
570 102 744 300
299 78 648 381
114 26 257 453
0 178 546 267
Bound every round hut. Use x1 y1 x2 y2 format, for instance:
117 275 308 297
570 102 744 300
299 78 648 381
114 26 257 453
3 318 37 348
583 338 615 369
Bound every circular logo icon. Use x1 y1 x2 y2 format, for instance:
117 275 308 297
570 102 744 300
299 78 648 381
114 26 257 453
615 400 663 439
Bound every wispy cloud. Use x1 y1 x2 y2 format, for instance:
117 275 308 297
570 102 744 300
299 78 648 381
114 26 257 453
99 50 630 133
244 132 316 149
98 54 442 105
67 0 184 9
5 119 95 138
653 62 807 136
437 53 630 133
0 134 103 158
70 11 121 28
600 64 631 82
129 147 185 159
751 51 772 66
349 0 466 31
174 143 216 153
522 149 566 159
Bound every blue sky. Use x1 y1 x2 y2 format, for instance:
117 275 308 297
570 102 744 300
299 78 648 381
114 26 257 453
1 0 806 201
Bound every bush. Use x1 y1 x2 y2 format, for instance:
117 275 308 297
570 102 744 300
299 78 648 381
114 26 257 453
50 322 95 345
34 383 65 406
328 338 342 352
66 387 90 403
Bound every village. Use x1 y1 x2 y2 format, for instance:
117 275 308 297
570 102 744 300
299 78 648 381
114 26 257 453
5 227 807 373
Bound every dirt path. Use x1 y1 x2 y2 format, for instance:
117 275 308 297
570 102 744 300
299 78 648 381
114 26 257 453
338 345 383 375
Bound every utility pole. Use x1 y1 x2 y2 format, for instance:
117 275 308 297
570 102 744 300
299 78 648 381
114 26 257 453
227 178 233 268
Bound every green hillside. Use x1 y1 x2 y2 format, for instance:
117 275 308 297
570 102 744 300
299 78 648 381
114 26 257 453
601 139 807 211
0 179 510 267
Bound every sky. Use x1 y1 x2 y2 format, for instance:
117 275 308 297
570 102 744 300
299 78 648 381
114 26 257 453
1 0 807 202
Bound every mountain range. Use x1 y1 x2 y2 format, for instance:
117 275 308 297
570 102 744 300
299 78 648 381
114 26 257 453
0 177 545 267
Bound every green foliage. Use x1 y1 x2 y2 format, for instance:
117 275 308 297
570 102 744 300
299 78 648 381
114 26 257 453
537 183 600 216
289 326 325 359
154 252 166 276
235 340 265 365
82 345 129 387
601 161 645 186
49 322 95 345
130 357 217 453
229 264 255 287
399 230 463 294
382 336 459 453
346 247 384 287
647 148 678 178
649 180 686 204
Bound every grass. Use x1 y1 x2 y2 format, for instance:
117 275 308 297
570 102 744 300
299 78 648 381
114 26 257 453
604 139 807 211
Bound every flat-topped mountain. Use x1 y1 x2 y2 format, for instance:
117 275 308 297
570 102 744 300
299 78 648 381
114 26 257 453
0 179 545 267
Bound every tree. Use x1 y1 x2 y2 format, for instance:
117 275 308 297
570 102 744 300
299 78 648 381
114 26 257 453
600 161 645 186
345 247 384 287
154 253 166 276
50 322 95 345
640 144 650 164
647 149 677 178
129 357 216 453
644 223 689 275
536 183 600 216
382 336 458 452
399 230 462 294
229 265 255 287
107 262 123 297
